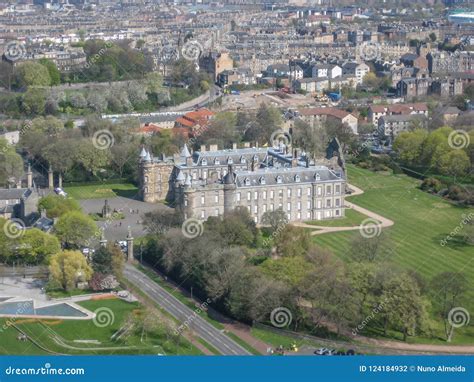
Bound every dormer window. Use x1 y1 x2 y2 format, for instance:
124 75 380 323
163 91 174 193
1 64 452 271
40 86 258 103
240 157 246 164
244 177 251 186
228 157 233 164
201 159 207 166
276 175 282 184
260 176 266 185
315 173 320 181
214 158 220 165
295 174 300 182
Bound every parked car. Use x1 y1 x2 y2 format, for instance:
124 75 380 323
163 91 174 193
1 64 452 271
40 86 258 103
54 187 67 197
314 348 332 355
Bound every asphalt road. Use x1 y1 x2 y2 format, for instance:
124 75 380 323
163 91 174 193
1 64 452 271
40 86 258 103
124 264 250 355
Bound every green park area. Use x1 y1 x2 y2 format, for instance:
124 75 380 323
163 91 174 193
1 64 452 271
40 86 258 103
306 208 373 227
64 182 139 200
314 164 474 344
0 298 200 355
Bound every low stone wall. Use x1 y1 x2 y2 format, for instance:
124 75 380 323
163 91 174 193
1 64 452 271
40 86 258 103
0 265 49 279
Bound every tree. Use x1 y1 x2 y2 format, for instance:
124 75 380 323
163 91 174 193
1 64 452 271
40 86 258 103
437 150 470 180
142 209 184 235
292 119 328 159
274 225 311 257
111 143 136 177
260 256 312 287
17 229 61 264
75 140 111 176
349 232 390 263
43 139 77 186
430 272 468 342
14 62 51 88
325 119 355 152
21 88 47 115
243 104 283 145
381 273 429 341
38 195 81 218
206 207 257 247
393 129 428 165
195 112 239 149
49 250 93 291
91 246 113 274
54 211 98 249
31 116 64 136
38 59 61 85
261 208 288 234
0 139 23 187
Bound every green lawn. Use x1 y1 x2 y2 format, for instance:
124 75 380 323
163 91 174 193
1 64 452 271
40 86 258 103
0 298 200 355
305 208 372 227
314 164 474 343
64 183 139 200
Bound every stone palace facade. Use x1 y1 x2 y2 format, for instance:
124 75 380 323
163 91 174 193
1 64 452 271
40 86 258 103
139 143 346 223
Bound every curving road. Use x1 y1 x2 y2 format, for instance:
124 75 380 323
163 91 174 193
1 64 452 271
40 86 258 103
124 265 250 355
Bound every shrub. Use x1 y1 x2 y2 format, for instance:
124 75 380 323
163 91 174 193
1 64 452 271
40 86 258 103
420 178 443 194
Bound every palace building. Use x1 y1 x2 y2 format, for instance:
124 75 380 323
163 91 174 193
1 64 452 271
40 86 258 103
138 143 346 223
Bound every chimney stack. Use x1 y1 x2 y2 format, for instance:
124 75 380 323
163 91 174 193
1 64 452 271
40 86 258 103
27 163 33 189
48 166 53 189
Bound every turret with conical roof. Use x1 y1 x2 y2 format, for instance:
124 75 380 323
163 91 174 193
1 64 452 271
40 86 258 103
223 164 236 216
180 144 191 158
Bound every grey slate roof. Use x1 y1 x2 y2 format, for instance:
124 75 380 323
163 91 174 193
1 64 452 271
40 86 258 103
0 188 30 201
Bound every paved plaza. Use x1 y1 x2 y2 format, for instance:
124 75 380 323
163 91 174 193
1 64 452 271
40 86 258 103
79 196 170 243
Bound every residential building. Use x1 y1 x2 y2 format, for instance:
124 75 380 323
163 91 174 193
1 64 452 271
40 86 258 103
342 62 370 84
297 107 358 134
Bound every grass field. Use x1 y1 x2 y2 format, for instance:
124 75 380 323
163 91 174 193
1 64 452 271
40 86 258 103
305 208 372 227
0 298 200 355
64 183 138 200
313 164 474 343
